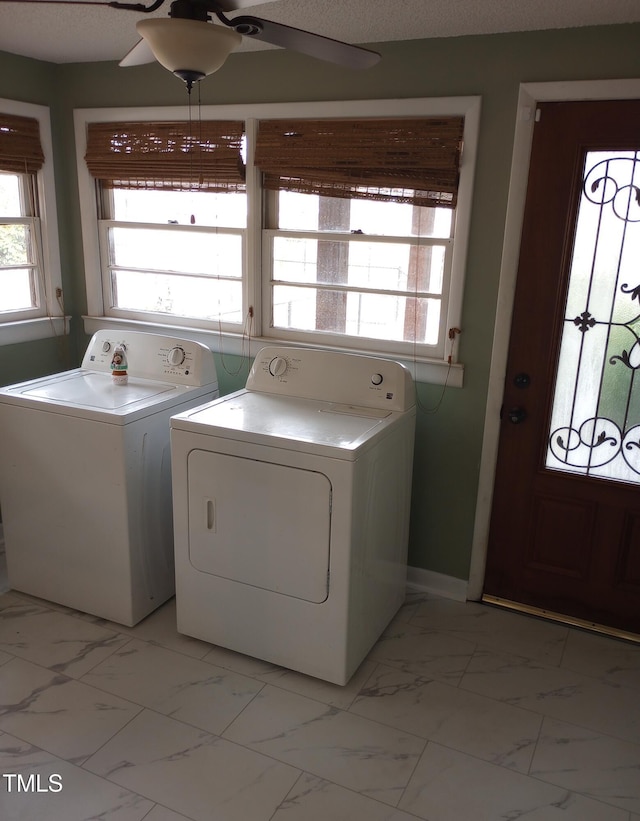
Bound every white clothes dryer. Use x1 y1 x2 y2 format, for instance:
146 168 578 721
0 330 218 625
170 346 416 685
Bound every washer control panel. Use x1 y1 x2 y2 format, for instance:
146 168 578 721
268 356 289 377
82 330 218 387
167 346 187 366
248 346 414 411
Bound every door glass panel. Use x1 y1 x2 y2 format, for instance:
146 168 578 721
547 150 640 484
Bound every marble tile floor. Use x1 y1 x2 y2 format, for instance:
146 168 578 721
0 585 639 821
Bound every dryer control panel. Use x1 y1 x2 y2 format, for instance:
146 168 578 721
82 330 218 387
247 346 415 411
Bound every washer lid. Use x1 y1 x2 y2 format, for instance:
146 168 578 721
23 372 175 409
171 390 399 458
0 369 210 423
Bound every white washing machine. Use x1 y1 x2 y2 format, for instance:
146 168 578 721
0 330 218 625
170 346 416 685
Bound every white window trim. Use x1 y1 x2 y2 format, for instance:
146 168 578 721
75 96 480 386
0 97 65 346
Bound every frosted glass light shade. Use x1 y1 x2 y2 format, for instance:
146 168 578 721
136 18 242 78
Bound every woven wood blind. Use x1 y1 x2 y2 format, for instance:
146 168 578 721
254 117 464 208
85 120 246 192
0 113 44 174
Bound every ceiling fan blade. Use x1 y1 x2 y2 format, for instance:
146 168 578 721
215 0 273 9
119 36 155 66
228 15 380 70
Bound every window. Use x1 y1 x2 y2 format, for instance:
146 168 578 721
76 99 479 382
104 187 245 325
257 116 462 358
0 100 63 343
0 170 40 316
84 119 246 331
266 193 452 352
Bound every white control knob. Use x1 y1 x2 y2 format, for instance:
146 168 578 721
269 356 288 377
371 373 384 385
167 346 186 366
102 341 111 353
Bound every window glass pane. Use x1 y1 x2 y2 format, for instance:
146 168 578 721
0 224 31 265
0 173 22 216
546 150 640 484
112 188 246 228
277 191 452 238
272 236 445 295
0 156 47 321
110 227 242 278
113 270 243 323
272 284 441 344
0 269 35 311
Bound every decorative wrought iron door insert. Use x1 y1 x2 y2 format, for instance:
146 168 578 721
547 151 640 484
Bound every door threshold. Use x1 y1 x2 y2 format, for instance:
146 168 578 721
481 595 640 645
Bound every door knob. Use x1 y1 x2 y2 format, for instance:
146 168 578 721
508 407 527 424
513 372 531 388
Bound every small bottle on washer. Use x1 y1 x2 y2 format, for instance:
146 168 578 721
111 345 128 385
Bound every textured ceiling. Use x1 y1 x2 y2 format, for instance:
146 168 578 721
0 0 639 66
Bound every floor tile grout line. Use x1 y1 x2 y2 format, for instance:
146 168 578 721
140 801 199 821
456 644 640 700
7 588 640 686
276 770 431 820
55 633 137 680
394 736 430 814
4 596 640 740
215 678 269 739
0 721 157 810
229 678 433 746
2 589 640 818
456 637 480 684
527 710 546 778
5 713 633 821
266 770 308 821
557 621 571 669
397 733 640 818
359 656 563 733
75 707 271 818
214 688 429 810
9 638 640 798
4 594 640 733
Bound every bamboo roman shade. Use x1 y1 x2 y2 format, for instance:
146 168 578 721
0 113 45 174
85 120 245 192
254 116 464 208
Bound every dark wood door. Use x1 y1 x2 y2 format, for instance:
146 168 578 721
484 100 640 635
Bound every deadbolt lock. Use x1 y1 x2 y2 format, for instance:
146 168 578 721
508 407 528 424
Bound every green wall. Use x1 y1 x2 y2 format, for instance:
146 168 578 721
1 24 639 580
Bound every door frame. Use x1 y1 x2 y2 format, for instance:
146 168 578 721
467 78 640 601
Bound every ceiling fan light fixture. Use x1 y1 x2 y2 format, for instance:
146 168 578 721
136 18 242 86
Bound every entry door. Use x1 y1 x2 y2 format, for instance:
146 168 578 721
484 100 640 635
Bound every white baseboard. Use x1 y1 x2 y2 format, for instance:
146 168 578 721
406 566 469 602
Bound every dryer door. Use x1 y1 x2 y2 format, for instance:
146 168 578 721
187 450 331 603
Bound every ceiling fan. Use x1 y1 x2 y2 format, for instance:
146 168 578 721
4 0 381 89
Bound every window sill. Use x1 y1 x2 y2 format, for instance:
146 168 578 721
83 316 463 387
0 317 69 346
